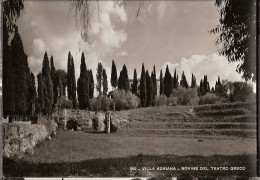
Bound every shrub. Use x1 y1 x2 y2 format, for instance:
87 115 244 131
167 95 177 106
90 96 113 111
154 95 167 106
198 93 222 105
112 89 140 110
172 87 197 105
56 96 73 109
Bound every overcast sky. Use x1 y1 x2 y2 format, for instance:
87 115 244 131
16 0 252 91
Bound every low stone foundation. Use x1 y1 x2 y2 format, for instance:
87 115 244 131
3 124 49 158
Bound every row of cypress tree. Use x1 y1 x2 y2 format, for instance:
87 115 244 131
3 27 218 115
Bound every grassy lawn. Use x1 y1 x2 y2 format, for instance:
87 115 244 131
3 105 257 177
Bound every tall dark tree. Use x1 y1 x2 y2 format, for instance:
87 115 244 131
10 27 31 115
132 69 138 95
151 65 157 95
118 64 129 91
146 71 154 106
42 52 54 114
3 18 15 115
210 0 256 82
159 69 164 96
36 73 44 114
28 73 37 115
199 79 205 96
140 64 147 107
77 53 89 109
103 69 108 96
172 69 178 89
203 75 210 93
67 52 77 108
111 60 118 90
56 69 67 97
50 56 58 108
88 70 94 99
191 73 197 88
180 71 189 89
96 62 103 96
163 65 172 97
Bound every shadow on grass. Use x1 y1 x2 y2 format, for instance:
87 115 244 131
3 154 256 177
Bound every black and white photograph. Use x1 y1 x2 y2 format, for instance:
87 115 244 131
1 0 258 178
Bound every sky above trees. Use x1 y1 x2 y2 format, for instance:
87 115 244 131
16 1 253 91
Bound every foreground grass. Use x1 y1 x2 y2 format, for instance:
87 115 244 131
4 154 256 177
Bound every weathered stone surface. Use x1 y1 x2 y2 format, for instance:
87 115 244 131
92 112 106 132
3 124 49 158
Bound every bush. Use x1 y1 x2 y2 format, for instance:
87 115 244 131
154 95 167 106
57 96 73 109
172 87 197 105
198 93 222 105
112 89 140 110
90 96 113 111
167 95 177 106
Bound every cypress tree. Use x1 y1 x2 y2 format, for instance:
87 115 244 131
50 56 58 108
96 62 103 96
71 57 77 108
123 64 129 91
88 69 94 99
118 64 129 91
199 79 205 96
163 65 172 97
36 73 44 114
111 60 118 90
203 75 210 93
67 52 72 100
152 65 157 95
132 69 138 95
172 69 178 89
180 71 189 88
10 27 31 115
103 69 108 95
140 64 147 107
3 19 15 115
159 69 164 95
77 52 89 109
42 52 54 114
191 73 197 88
56 69 67 97
146 71 154 106
28 72 37 115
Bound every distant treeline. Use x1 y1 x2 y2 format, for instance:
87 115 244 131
3 27 255 116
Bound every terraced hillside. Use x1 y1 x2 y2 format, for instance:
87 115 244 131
115 103 256 139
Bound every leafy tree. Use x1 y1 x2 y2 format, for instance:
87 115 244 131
191 73 197 88
42 52 54 114
88 69 94 99
103 69 108 95
210 0 256 81
172 87 198 105
132 69 138 95
163 65 172 97
159 69 164 95
77 52 89 109
111 60 118 90
180 71 189 88
140 64 147 107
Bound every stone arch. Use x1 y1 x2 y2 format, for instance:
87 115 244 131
66 119 78 131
